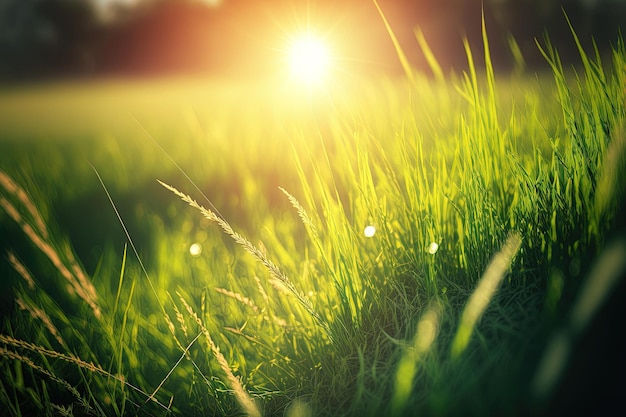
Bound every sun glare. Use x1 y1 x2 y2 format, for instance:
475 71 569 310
287 35 331 84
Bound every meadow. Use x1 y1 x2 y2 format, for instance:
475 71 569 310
1 23 625 417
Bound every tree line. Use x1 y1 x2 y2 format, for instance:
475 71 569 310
0 0 623 80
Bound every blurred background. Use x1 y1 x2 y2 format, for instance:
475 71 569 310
1 0 625 82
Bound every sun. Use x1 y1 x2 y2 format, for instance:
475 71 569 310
287 34 331 84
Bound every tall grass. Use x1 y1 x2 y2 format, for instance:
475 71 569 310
1 12 625 417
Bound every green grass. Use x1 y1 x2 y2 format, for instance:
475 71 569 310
1 19 625 417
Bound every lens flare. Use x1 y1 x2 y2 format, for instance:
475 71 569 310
287 35 331 84
189 243 202 257
364 225 376 237
427 242 439 254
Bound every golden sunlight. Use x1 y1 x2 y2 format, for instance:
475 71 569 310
199 0 222 7
287 34 331 84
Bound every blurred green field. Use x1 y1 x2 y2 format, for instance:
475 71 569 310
1 30 625 417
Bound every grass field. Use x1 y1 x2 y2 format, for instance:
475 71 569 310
1 22 625 417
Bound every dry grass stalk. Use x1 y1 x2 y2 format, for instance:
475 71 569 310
162 313 183 350
159 180 330 339
178 294 262 417
172 302 189 340
162 296 190 358
252 275 289 327
16 296 66 347
7 250 36 290
1 333 107 375
0 334 171 410
0 179 101 319
279 187 319 238
0 346 92 413
66 245 98 308
253 275 270 305
214 287 259 313
0 169 49 239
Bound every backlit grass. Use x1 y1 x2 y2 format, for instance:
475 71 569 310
1 20 625 417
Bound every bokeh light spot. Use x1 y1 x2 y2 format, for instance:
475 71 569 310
364 225 376 238
427 242 439 254
189 243 202 257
